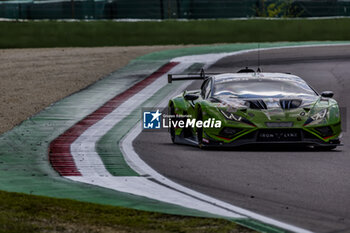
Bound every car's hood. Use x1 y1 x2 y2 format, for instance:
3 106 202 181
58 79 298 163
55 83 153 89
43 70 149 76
214 95 319 110
213 95 323 123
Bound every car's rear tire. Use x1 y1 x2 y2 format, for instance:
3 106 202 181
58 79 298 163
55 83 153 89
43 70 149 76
169 104 176 143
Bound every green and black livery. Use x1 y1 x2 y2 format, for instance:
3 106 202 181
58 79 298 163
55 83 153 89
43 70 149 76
168 68 342 150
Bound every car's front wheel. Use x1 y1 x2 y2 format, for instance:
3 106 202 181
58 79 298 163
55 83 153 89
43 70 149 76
169 104 176 143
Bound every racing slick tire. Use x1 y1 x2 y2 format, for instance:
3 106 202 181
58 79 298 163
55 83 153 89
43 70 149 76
169 104 176 143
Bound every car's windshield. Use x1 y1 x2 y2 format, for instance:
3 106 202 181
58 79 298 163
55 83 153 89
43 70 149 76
213 79 317 98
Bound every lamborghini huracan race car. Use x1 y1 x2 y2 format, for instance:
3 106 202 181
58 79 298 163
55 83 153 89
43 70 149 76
167 68 342 150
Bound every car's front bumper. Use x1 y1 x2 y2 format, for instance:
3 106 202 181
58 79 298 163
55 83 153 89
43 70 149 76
202 128 342 148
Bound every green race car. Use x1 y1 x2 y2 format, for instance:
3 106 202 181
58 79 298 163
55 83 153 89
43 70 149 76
168 68 342 150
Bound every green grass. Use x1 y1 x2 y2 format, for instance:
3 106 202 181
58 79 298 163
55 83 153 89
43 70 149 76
1 18 350 48
0 190 252 233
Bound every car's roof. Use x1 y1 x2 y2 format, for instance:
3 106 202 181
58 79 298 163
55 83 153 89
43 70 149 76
212 72 307 84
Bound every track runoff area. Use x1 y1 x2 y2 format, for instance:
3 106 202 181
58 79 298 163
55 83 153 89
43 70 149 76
2 42 349 233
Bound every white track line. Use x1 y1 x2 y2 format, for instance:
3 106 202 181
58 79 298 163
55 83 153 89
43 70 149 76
69 63 189 177
68 79 246 218
67 43 350 233
67 62 246 218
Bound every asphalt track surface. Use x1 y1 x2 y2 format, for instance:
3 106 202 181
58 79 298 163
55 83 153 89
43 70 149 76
134 45 350 233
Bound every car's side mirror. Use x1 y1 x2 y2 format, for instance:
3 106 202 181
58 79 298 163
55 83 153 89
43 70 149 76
184 94 199 101
321 91 334 98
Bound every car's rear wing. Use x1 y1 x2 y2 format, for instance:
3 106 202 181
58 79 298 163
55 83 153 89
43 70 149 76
167 69 219 83
168 67 265 83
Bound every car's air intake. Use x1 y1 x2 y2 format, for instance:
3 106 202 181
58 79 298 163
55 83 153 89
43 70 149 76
280 99 302 110
247 100 267 109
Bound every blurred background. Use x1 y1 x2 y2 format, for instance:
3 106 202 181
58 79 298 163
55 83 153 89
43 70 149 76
1 0 350 20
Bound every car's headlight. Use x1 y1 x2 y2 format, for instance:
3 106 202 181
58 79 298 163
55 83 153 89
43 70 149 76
304 109 328 126
311 109 327 121
219 109 242 121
